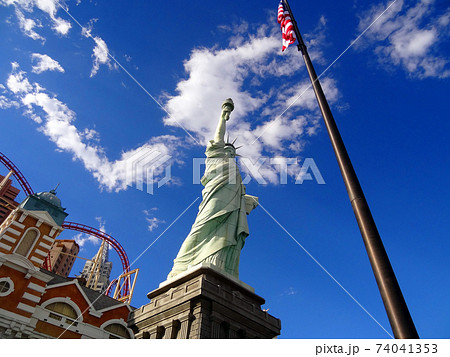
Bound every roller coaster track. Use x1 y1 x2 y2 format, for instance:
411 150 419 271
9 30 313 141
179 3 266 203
1 151 131 297
61 221 130 296
0 151 34 196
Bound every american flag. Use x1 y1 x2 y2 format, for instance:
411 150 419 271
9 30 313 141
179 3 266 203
277 0 296 52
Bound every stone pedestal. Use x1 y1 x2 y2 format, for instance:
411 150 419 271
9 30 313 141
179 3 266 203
128 263 281 339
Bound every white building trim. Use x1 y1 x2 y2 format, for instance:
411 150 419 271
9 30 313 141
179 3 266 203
1 234 17 243
38 241 52 250
41 235 54 244
0 307 31 324
30 256 44 265
11 221 25 229
34 248 47 257
22 292 41 303
0 242 12 251
27 282 46 294
5 227 21 236
18 212 28 223
17 302 36 314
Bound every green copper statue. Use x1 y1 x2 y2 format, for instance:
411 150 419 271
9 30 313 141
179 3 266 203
168 98 258 279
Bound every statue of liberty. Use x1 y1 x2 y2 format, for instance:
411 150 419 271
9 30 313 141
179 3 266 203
168 98 258 279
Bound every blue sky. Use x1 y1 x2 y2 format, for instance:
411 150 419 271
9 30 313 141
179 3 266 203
0 0 449 339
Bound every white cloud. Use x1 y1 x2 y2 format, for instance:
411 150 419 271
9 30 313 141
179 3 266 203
14 8 45 41
0 95 20 109
31 53 64 74
90 36 115 77
6 62 33 93
34 0 71 35
162 20 340 183
356 0 450 78
81 19 117 77
2 63 183 191
143 208 165 232
73 231 99 248
1 0 72 38
73 217 114 252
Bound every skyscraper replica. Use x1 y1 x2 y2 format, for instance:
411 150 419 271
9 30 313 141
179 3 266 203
128 99 281 339
49 239 79 278
79 241 112 293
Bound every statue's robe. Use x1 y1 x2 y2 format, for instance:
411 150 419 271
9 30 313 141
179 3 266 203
168 140 249 278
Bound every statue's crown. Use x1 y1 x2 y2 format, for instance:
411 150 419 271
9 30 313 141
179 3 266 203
222 98 234 111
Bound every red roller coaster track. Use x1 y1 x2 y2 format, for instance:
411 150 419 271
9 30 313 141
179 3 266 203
61 221 130 295
0 152 34 196
0 151 131 296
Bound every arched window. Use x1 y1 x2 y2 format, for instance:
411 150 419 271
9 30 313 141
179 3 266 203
104 323 131 339
45 302 78 326
15 229 39 257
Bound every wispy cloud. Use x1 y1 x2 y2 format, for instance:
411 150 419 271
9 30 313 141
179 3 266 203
2 62 182 191
89 36 117 77
73 231 99 249
1 0 72 38
355 0 450 78
81 18 118 77
143 208 165 232
74 217 108 250
14 8 45 42
31 53 64 74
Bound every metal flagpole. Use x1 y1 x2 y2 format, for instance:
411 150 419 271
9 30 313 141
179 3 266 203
282 0 419 339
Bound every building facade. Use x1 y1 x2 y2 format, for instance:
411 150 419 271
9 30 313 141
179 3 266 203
0 190 133 339
49 240 79 278
0 173 20 225
129 263 281 339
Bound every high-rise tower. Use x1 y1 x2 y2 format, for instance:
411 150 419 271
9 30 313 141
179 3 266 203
79 240 112 293
49 239 80 277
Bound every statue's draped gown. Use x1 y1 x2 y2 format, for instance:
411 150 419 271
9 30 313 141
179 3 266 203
168 140 249 279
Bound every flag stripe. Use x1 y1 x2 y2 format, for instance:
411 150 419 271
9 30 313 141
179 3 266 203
277 0 296 52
